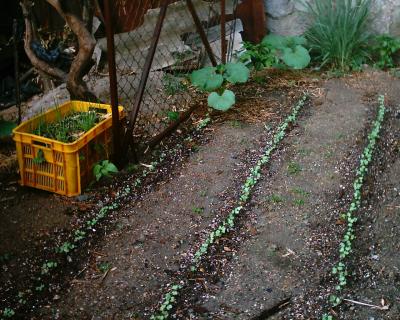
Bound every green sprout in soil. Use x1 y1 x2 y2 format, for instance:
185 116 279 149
192 206 204 214
267 194 284 204
1 308 15 318
93 160 119 181
152 94 308 319
41 261 57 275
292 187 310 197
325 95 386 314
98 262 111 273
287 161 302 175
1 113 213 318
293 198 305 206
151 284 182 320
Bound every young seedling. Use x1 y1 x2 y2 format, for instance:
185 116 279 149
192 206 204 215
293 198 305 206
287 162 302 175
267 194 284 203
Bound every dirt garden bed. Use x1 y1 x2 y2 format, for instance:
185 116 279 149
0 69 399 320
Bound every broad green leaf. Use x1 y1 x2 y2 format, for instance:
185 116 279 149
282 45 311 69
105 162 119 173
262 34 287 49
190 67 223 91
224 62 250 84
207 90 235 111
167 111 179 121
291 36 307 46
0 120 16 138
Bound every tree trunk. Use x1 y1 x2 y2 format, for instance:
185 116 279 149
21 0 98 101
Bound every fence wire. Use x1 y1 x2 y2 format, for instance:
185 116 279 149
112 0 239 145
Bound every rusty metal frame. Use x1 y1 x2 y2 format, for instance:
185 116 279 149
104 0 219 161
13 19 22 124
104 0 122 165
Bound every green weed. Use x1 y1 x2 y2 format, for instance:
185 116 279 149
287 162 302 175
267 194 284 203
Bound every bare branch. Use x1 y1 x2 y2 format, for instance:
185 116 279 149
20 0 67 81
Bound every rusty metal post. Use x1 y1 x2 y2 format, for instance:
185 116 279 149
104 0 122 165
186 0 218 67
13 19 22 124
235 0 266 44
220 0 227 64
123 0 169 156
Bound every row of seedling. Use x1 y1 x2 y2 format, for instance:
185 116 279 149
151 94 308 320
323 95 386 320
0 116 211 319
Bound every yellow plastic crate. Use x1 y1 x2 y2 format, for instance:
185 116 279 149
13 100 124 197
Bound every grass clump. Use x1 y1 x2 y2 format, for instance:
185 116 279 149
305 0 371 71
33 110 101 143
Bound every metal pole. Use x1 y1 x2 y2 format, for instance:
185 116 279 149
220 0 227 64
186 0 218 67
13 19 22 124
104 0 122 165
123 0 169 155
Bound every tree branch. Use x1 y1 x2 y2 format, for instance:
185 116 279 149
20 0 67 81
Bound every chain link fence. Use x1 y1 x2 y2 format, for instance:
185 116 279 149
110 0 240 146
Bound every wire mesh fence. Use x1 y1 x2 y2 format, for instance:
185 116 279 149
111 0 240 146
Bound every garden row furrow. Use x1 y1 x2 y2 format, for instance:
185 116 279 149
0 117 211 318
151 94 308 320
323 96 386 319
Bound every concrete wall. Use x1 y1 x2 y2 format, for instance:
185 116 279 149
264 0 400 36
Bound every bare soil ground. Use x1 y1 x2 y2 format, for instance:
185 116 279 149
0 70 399 320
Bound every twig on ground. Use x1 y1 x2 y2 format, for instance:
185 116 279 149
343 298 389 310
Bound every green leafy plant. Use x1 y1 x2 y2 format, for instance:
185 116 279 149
56 241 75 254
41 261 58 275
77 110 98 132
190 62 250 111
287 161 302 175
239 41 279 70
98 262 111 273
33 149 46 165
73 229 86 242
293 198 305 206
192 206 204 214
166 111 180 122
93 160 118 181
267 194 284 203
371 34 400 69
292 187 309 197
262 34 311 69
2 308 15 318
305 0 371 71
239 35 310 70
151 284 182 320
